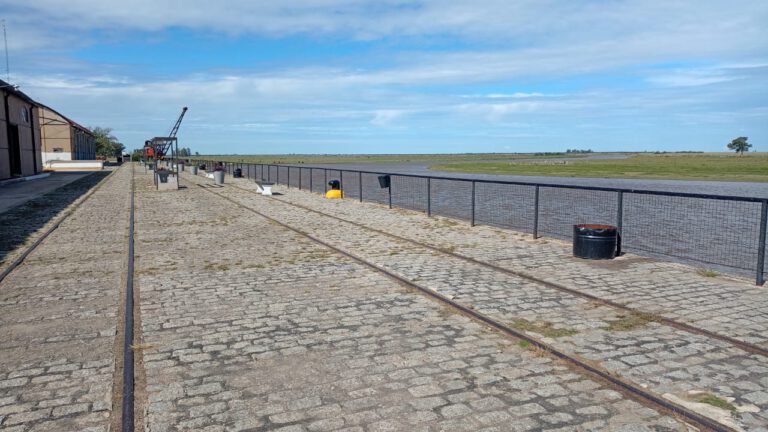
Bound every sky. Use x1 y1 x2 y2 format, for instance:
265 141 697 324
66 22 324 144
1 1 767 155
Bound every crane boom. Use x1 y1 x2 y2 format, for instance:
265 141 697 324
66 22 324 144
145 107 188 160
168 106 188 138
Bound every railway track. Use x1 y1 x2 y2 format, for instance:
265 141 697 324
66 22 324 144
0 170 117 284
189 177 741 432
121 163 137 432
0 165 137 431
231 181 768 359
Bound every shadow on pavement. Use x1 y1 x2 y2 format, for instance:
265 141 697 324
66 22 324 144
0 171 111 266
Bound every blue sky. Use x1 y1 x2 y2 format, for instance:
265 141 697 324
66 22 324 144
2 1 767 154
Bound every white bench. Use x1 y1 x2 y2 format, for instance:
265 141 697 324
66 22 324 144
255 181 275 196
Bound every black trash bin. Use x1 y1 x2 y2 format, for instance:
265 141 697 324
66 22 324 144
157 170 170 184
328 179 341 190
378 175 391 188
573 224 618 259
199 163 206 170
234 168 242 178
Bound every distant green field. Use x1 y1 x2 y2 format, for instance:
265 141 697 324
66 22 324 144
187 152 589 164
431 153 768 182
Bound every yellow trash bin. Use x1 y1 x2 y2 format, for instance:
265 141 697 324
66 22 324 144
325 189 344 199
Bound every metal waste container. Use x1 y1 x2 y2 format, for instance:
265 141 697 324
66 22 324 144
378 175 391 188
234 168 242 178
214 171 225 185
328 179 341 190
573 224 618 259
157 170 170 183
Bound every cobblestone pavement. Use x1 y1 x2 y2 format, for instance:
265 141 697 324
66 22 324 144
129 169 696 431
0 170 113 276
258 181 768 349
186 173 768 431
0 166 130 431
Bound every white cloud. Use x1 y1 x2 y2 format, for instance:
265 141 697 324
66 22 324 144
647 63 768 87
2 1 767 59
370 109 404 126
2 0 765 152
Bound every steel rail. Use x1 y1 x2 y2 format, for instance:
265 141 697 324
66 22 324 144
256 189 768 358
0 170 117 285
191 179 734 432
121 164 136 432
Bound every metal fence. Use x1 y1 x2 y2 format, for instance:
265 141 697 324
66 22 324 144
198 160 768 285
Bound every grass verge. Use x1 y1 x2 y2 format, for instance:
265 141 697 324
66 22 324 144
431 153 768 182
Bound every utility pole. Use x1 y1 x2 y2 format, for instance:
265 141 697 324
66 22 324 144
2 20 9 82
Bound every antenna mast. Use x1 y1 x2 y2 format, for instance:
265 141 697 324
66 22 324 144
2 20 9 82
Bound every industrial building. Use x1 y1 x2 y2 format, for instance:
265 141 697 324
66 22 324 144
1 80 98 180
0 79 42 181
36 103 96 165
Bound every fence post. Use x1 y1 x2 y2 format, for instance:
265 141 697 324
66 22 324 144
757 200 767 286
359 171 363 202
287 167 290 189
427 178 431 216
388 179 392 209
324 169 328 193
310 168 313 192
267 165 271 182
533 185 540 239
471 181 476 227
616 191 624 255
340 171 344 197
299 168 302 190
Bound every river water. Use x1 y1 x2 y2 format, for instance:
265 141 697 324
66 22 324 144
308 162 768 198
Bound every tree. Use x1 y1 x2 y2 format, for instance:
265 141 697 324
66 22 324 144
727 137 751 156
91 127 125 158
131 149 144 162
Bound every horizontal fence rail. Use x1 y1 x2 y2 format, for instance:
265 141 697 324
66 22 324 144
196 160 767 285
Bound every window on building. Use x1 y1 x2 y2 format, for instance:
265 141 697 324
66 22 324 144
20 107 30 124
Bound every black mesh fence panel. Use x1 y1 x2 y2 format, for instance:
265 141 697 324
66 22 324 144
538 187 618 240
287 167 299 188
300 168 312 190
341 170 362 201
392 175 428 213
361 173 389 205
475 182 536 232
278 166 290 186
311 169 326 194
430 178 473 221
623 194 761 272
267 166 277 183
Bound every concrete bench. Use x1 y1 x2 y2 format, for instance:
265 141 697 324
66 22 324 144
255 181 275 196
